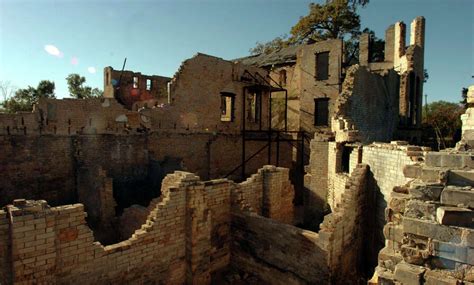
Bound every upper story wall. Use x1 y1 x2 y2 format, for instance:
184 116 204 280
359 16 425 131
145 53 274 133
104 67 171 110
0 98 143 136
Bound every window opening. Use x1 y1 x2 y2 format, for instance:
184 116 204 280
314 98 329 126
316 52 329 80
220 92 235 122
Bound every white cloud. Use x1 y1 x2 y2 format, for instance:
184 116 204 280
44 45 63 58
87 67 96 74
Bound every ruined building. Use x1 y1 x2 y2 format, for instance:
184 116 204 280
0 16 473 285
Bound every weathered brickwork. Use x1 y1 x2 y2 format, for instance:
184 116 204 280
319 164 376 283
0 132 292 209
0 166 295 284
361 142 425 262
231 164 375 284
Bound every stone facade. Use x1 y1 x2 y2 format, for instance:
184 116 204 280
374 149 474 284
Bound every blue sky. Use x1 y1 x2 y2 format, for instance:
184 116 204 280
0 0 473 103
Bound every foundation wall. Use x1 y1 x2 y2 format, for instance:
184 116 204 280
0 132 292 208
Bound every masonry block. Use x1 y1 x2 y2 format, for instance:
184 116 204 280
404 200 437 221
424 270 460 285
402 217 462 243
448 170 474 187
436 207 474 228
440 186 474 208
393 262 425 285
408 182 443 201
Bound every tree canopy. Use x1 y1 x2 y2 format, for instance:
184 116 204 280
250 0 371 60
0 80 55 113
422 100 464 149
66 74 103 99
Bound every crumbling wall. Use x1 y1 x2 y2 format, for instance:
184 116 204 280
361 141 424 265
104 66 171 109
146 53 272 132
0 98 144 136
375 150 474 285
0 209 9 284
326 142 362 211
333 65 400 143
319 164 375 283
231 164 374 284
0 166 295 284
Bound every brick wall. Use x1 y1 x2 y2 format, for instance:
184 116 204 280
319 164 376 283
231 164 374 284
0 166 295 284
0 135 76 207
333 65 400 143
0 132 292 210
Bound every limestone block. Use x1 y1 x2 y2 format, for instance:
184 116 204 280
448 170 474 187
402 217 462 243
394 262 425 285
441 186 474 208
432 239 468 263
403 164 422 179
436 206 474 228
424 270 460 285
405 200 437 221
408 182 444 201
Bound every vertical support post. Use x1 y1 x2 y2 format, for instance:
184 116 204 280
300 132 305 171
268 88 273 165
241 87 246 179
284 89 288 132
276 131 280 166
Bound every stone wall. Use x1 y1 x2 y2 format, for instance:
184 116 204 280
0 166 295 285
375 150 474 285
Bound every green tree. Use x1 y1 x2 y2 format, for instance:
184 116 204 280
66 74 103 99
250 0 369 61
422 100 464 148
1 80 55 113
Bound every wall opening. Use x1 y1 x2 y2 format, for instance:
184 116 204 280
133 76 139 89
279 69 287 86
220 92 235 122
316 51 330 80
314 98 329 126
247 90 262 123
146 79 152 91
